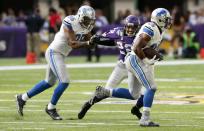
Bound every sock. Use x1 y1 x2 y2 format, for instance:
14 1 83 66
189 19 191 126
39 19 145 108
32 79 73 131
27 80 52 98
143 107 151 112
112 88 134 100
136 95 144 109
22 93 29 101
48 102 56 110
143 89 155 108
142 107 151 120
50 83 69 105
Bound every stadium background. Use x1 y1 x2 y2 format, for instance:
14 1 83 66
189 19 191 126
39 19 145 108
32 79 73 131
0 0 204 60
0 0 204 131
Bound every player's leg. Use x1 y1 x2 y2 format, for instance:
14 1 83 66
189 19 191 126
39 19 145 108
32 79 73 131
127 72 143 119
131 89 144 119
78 61 128 119
16 78 53 116
84 72 138 105
16 49 56 116
127 54 159 127
106 61 130 98
110 70 137 100
105 61 128 89
87 64 139 101
45 49 70 120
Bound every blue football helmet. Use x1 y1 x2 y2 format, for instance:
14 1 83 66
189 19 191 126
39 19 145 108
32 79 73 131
151 8 172 30
124 15 141 36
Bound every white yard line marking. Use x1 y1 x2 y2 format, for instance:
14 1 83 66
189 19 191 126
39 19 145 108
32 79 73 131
0 60 204 71
0 97 203 105
0 99 201 104
2 122 204 128
8 128 45 130
0 107 204 114
0 78 202 87
0 63 115 71
162 124 204 127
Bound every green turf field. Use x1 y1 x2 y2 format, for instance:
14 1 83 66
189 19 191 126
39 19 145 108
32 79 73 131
0 57 204 131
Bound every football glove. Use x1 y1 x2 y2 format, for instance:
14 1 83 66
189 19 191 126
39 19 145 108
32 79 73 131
90 35 100 44
142 55 160 65
88 35 99 49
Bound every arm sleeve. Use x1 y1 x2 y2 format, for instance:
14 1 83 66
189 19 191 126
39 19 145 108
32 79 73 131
102 27 121 40
63 20 73 31
91 27 123 46
91 35 116 46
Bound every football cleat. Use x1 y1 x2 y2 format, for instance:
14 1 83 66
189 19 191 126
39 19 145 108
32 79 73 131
45 106 63 120
139 121 160 127
78 101 92 119
78 96 106 119
131 105 142 120
15 94 26 116
78 86 109 119
139 110 159 127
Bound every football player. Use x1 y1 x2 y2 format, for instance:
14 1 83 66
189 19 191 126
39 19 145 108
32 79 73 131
15 5 96 120
81 8 172 127
78 15 144 120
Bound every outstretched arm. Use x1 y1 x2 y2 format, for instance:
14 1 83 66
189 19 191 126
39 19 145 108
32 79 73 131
89 35 116 46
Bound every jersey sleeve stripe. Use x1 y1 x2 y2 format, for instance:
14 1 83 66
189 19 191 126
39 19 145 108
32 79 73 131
142 26 154 37
144 26 154 32
63 20 73 31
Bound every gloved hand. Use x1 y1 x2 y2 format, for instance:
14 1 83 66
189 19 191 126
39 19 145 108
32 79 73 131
142 55 160 65
88 35 101 49
90 35 100 44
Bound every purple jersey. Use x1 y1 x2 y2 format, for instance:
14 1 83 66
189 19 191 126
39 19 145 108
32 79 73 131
102 27 135 62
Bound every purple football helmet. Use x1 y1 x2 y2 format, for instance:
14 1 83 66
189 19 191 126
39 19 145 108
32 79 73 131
124 15 141 36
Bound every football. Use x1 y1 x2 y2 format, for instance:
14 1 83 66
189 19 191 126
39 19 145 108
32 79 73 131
143 47 163 61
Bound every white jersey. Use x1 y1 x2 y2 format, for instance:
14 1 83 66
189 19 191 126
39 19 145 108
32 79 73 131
132 22 163 53
49 15 92 56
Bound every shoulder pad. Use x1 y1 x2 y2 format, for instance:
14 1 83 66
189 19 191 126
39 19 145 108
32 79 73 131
141 22 155 37
66 15 76 22
143 22 156 28
63 15 76 31
107 27 121 35
115 27 124 36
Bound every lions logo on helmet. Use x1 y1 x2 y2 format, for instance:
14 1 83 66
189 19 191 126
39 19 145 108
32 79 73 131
151 8 172 31
124 15 141 37
77 5 95 30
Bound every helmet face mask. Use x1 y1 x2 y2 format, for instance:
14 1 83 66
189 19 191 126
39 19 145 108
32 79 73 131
80 16 95 29
124 15 140 36
164 17 172 29
77 5 95 29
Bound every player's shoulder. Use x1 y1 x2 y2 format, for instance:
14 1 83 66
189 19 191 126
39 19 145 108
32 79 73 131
107 27 123 35
63 15 77 23
140 22 157 37
113 27 124 36
115 27 124 31
142 22 157 30
63 15 78 31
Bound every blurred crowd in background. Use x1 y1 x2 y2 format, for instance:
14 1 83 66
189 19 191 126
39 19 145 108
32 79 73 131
0 0 204 63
